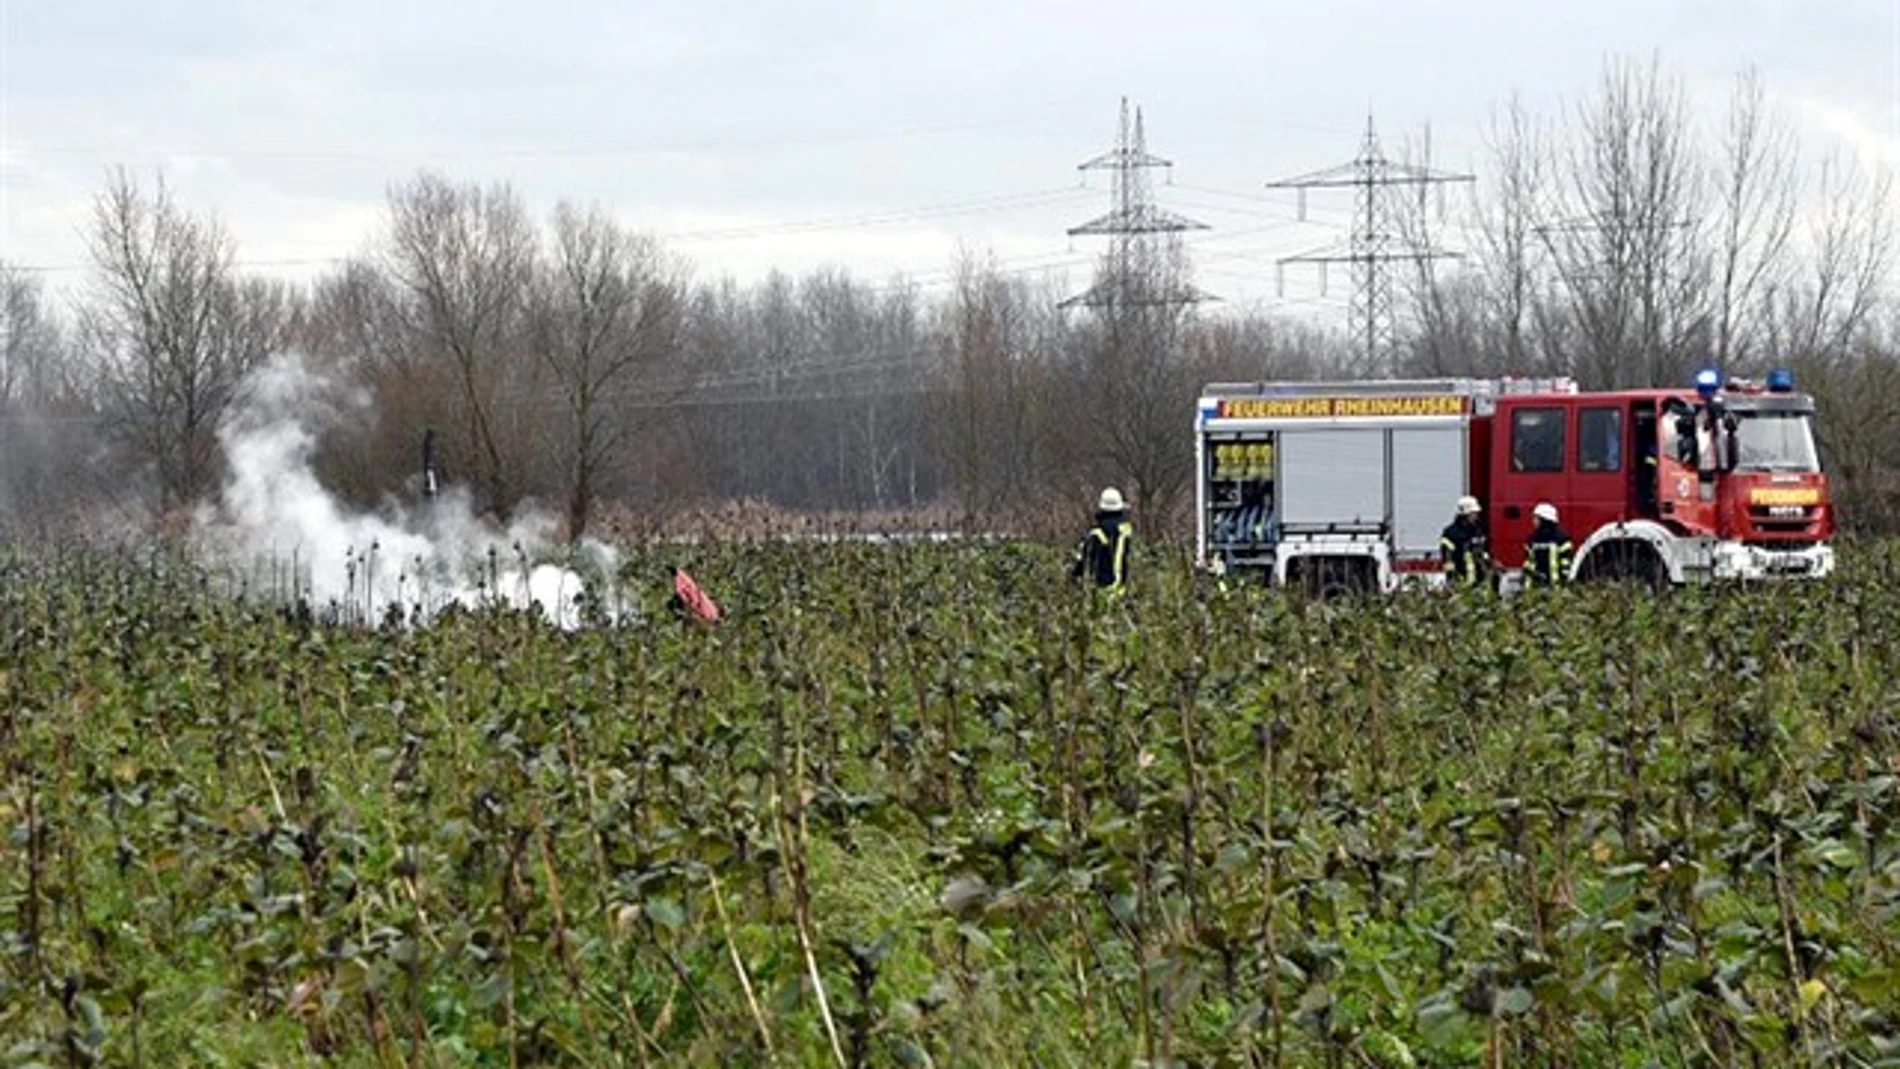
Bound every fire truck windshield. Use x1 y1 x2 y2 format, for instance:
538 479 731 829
1731 410 1820 472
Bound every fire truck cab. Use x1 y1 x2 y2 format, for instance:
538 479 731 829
1195 370 1835 593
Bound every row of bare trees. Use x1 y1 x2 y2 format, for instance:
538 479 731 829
4 164 1299 540
1399 57 1897 524
2 56 1896 541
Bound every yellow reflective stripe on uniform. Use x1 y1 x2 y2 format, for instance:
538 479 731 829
1109 528 1131 590
1530 540 1574 582
1442 535 1477 583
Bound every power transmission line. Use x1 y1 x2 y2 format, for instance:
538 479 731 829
2 185 1098 273
6 256 347 274
660 187 1095 242
1267 115 1473 372
867 218 1305 296
869 250 1095 293
1170 181 1359 223
13 112 1071 163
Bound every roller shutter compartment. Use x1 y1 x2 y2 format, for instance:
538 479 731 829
1278 429 1387 527
1391 426 1466 554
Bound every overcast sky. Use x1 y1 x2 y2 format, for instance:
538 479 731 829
3 0 1896 315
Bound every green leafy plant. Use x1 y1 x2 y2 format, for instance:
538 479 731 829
1 539 1896 1066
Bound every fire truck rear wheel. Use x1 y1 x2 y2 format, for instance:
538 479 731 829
1290 557 1375 600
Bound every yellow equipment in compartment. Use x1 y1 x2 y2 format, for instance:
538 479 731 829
1212 440 1275 481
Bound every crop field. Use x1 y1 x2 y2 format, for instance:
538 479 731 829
2 540 1898 1067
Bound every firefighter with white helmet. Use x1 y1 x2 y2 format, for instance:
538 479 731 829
1072 486 1133 594
1439 495 1490 588
1526 502 1574 587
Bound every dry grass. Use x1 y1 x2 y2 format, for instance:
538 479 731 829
590 498 1091 545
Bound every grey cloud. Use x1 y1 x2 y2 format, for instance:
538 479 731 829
4 0 1894 293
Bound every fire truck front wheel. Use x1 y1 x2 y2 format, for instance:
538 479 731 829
1578 541 1669 590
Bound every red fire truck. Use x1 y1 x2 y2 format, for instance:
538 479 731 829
1194 370 1835 593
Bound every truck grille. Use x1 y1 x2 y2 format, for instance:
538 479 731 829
1748 505 1819 533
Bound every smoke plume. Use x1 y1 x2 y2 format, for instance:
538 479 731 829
194 352 621 629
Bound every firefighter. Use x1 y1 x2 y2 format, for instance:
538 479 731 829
1525 502 1574 587
1439 495 1490 588
1071 487 1133 594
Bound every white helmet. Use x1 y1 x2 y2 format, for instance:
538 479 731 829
1098 487 1126 512
1456 495 1481 516
1533 502 1559 523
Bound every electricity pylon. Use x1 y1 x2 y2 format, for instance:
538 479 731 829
1062 97 1214 310
1268 114 1472 371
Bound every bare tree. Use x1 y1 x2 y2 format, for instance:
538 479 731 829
383 172 538 517
848 282 928 512
0 264 100 533
1711 67 1799 373
2 265 67 409
82 170 289 516
1387 135 1491 379
304 258 410 374
1801 337 1900 530
646 280 743 508
798 268 888 509
1188 314 1332 383
1539 56 1710 387
1395 271 1495 377
938 250 1039 523
295 259 450 508
1769 154 1893 369
1767 153 1894 525
1070 235 1205 528
530 202 686 540
1394 96 1574 380
1478 94 1551 373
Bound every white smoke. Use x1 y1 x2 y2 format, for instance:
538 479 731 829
195 351 623 629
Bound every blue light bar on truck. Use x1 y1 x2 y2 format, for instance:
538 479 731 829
1694 368 1722 398
1766 368 1794 393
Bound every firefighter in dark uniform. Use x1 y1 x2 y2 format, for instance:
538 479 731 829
1525 502 1574 587
1071 487 1133 595
1439 495 1490 588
